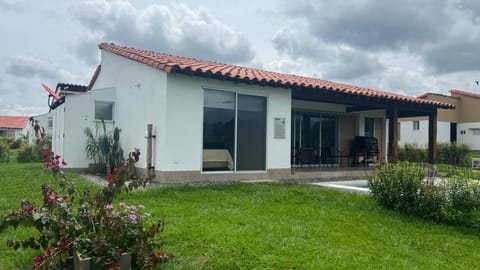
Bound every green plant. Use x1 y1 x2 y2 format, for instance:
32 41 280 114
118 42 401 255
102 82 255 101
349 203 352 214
16 138 51 163
0 149 170 269
84 121 124 175
0 139 10 163
369 162 480 227
10 135 27 149
399 143 471 167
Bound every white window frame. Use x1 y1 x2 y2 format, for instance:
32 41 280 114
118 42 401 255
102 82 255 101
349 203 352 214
94 101 114 121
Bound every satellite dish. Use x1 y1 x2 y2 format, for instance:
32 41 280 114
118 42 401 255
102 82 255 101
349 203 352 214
41 83 61 100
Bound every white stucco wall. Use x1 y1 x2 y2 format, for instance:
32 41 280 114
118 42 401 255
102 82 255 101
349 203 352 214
164 73 292 171
60 50 291 173
52 104 65 157
457 122 480 150
399 120 451 147
88 50 168 170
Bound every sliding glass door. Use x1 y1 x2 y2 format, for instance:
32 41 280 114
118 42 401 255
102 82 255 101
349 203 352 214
203 90 266 172
291 111 337 166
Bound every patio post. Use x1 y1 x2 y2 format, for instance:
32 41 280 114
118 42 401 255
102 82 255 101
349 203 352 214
388 107 399 163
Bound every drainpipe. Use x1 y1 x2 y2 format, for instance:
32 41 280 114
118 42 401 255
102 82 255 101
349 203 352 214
146 124 156 179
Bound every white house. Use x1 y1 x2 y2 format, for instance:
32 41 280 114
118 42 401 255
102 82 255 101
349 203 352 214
0 115 29 139
51 43 453 183
399 90 480 150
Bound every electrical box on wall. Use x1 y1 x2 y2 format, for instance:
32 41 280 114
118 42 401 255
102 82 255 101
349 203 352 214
472 158 480 169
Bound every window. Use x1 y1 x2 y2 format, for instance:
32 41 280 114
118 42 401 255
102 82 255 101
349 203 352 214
364 118 375 137
413 121 420 130
471 128 480 136
0 129 7 137
202 89 266 172
95 101 113 121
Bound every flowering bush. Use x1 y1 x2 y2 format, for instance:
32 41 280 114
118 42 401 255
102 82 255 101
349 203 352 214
0 149 171 269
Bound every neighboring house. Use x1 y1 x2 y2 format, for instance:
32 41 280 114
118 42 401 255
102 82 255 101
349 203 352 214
51 43 452 183
49 83 89 161
0 115 30 139
399 90 480 150
28 112 53 142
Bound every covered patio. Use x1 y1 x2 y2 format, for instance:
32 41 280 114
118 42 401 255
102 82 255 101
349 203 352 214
289 83 455 174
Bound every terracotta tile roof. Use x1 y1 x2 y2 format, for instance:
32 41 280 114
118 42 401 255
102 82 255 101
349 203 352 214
98 42 454 109
449 89 480 99
0 116 30 129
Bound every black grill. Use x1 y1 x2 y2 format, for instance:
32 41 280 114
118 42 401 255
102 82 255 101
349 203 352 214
351 136 379 166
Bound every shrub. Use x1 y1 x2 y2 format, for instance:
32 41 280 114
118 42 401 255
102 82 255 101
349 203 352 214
0 140 10 163
16 138 51 163
398 143 470 167
398 143 427 163
0 149 171 269
10 138 23 149
368 162 480 227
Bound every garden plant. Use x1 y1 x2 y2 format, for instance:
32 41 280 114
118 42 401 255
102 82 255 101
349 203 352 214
0 149 171 269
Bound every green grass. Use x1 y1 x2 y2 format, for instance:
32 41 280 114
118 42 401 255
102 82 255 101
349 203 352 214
1 163 480 269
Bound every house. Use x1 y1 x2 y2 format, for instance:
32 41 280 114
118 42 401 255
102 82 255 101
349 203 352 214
0 115 30 139
51 43 453 183
49 83 88 158
399 90 480 150
28 112 53 142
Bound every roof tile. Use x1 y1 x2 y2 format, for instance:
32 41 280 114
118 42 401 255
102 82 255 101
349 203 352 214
98 43 454 109
0 116 30 129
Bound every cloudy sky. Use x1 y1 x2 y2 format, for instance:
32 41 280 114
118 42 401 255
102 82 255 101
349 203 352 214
1 0 479 116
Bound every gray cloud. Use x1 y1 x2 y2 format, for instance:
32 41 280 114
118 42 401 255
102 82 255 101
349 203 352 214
277 0 480 75
5 55 74 81
424 39 480 74
272 24 385 80
71 1 255 65
323 50 385 81
0 0 23 12
285 0 447 51
272 24 329 60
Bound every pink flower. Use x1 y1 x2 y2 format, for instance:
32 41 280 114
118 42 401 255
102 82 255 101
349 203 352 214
138 204 145 209
113 167 120 173
61 160 67 166
107 174 113 183
130 205 136 210
106 204 113 209
47 196 55 202
54 155 61 160
119 202 126 207
155 251 164 258
129 214 137 221
62 195 68 201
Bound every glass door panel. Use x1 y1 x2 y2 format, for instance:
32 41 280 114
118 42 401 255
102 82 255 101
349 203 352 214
203 90 235 171
236 95 267 171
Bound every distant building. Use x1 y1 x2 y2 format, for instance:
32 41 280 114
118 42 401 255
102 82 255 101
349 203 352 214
27 112 53 143
399 90 480 150
0 115 30 139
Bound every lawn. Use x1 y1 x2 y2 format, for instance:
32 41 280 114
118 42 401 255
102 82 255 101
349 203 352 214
1 163 480 269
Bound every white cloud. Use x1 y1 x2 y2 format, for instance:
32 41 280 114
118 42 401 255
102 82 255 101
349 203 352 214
71 0 255 65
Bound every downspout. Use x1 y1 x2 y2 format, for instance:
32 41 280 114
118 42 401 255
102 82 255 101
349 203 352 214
146 124 156 179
